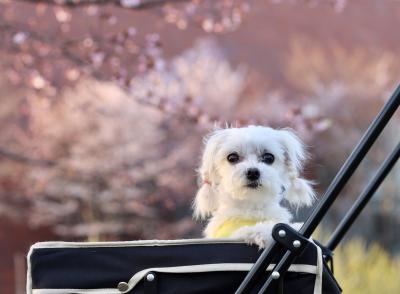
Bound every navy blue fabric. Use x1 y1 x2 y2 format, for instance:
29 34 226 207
29 241 341 293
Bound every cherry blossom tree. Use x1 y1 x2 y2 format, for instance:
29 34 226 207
0 0 347 241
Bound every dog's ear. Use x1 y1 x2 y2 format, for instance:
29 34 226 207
192 129 225 219
278 129 315 207
193 184 218 220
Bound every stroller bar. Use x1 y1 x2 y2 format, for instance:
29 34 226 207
300 85 400 237
258 143 400 294
235 84 400 294
326 142 400 251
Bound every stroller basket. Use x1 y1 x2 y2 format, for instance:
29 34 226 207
27 239 340 294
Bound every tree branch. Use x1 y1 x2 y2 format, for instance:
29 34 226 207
14 0 190 10
0 22 91 65
0 16 217 128
0 147 56 166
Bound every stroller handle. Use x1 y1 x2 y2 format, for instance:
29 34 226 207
235 84 400 294
326 141 400 251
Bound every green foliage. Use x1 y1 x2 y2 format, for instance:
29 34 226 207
334 239 400 293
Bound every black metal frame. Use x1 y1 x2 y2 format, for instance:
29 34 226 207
235 85 400 294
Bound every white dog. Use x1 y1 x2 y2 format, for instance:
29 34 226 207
193 126 315 248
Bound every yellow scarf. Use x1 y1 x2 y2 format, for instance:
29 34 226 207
210 217 266 238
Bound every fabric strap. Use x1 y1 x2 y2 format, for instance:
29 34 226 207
31 263 318 294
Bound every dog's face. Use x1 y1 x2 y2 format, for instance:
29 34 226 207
193 126 315 219
213 127 287 200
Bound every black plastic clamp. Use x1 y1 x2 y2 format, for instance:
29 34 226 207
272 223 309 255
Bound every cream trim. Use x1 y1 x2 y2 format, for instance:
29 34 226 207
123 263 317 293
311 240 323 294
32 288 120 294
26 244 33 294
30 262 317 294
29 238 244 249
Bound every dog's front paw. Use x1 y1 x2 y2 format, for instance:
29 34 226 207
245 233 271 249
231 223 274 249
289 222 303 231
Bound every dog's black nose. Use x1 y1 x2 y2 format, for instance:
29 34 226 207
246 168 260 181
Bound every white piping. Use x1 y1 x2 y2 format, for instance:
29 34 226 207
27 244 33 294
29 238 244 249
32 288 120 294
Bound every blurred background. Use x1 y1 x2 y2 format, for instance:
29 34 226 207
0 0 399 293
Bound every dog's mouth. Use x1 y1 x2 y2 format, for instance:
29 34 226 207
246 181 261 189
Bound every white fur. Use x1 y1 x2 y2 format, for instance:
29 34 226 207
193 126 315 248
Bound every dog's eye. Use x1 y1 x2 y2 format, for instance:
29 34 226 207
261 153 274 164
227 152 240 163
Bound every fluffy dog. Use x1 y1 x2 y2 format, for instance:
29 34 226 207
193 126 315 248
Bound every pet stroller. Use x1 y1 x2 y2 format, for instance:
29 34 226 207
27 85 400 294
